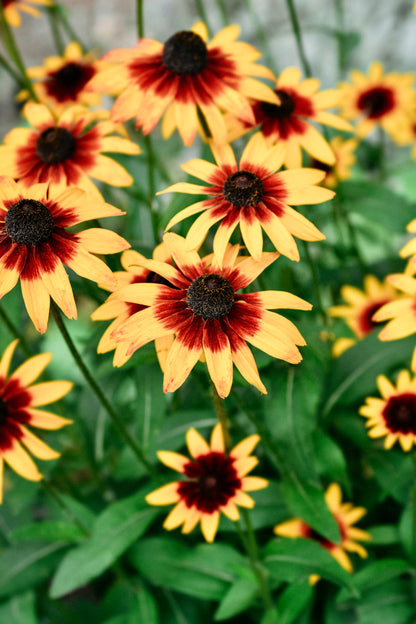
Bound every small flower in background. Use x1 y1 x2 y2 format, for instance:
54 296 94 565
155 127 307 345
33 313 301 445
109 232 311 398
91 243 174 369
329 275 399 356
1 0 51 28
0 103 140 197
274 483 370 581
225 67 352 169
0 339 72 502
161 133 333 264
0 177 129 333
359 370 416 451
146 423 268 542
20 42 110 111
310 136 358 188
89 21 278 146
337 61 415 142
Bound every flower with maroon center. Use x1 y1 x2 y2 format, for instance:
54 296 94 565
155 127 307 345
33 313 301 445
0 339 73 502
274 483 370 580
88 21 278 146
109 232 311 398
337 62 415 142
161 133 333 265
329 275 399 356
0 103 140 197
0 176 129 333
224 67 352 169
359 370 416 451
1 0 51 27
146 423 268 542
21 42 111 112
91 243 176 369
310 136 358 188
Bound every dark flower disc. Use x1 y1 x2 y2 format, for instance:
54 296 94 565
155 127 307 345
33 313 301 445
162 31 208 75
46 62 95 102
36 127 77 164
5 199 55 246
187 273 235 320
357 86 395 119
260 89 296 119
223 170 264 207
382 393 416 434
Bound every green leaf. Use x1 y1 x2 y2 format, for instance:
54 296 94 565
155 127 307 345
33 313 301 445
282 476 340 543
312 431 349 487
154 410 217 453
214 577 258 620
366 524 399 545
370 450 412 505
129 537 247 601
275 582 314 624
322 332 415 417
0 591 37 624
263 538 355 590
49 491 158 598
337 559 411 603
135 365 166 452
0 541 66 598
243 480 287 530
355 577 414 624
10 521 84 544
102 584 159 624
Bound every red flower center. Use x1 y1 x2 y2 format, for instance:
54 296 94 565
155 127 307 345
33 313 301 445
0 397 8 425
383 393 416 434
261 89 296 119
187 273 235 320
358 300 389 335
178 451 241 513
162 31 208 75
2 1 13 7
36 126 77 164
45 62 95 103
5 199 55 246
357 86 395 119
223 170 264 207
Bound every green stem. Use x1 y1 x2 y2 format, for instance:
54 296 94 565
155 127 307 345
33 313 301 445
50 304 155 475
411 452 416 566
210 380 231 448
301 240 328 327
0 305 32 356
194 0 211 34
335 0 347 75
0 4 37 100
46 5 65 55
136 0 144 39
0 53 22 83
215 0 229 25
244 0 278 73
52 1 86 51
285 0 312 77
143 133 160 244
41 480 90 536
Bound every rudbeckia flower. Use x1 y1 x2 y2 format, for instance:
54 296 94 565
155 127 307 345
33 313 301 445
109 233 311 398
0 103 140 197
311 136 358 188
224 67 352 168
1 0 51 28
161 133 333 264
337 62 415 142
329 275 399 356
91 243 174 369
146 423 268 542
21 42 109 111
274 483 370 581
89 21 278 146
359 370 416 451
0 339 72 502
0 177 129 333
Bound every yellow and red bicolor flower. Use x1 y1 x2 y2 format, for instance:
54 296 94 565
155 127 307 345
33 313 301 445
91 243 174 370
329 275 399 356
0 103 140 197
337 62 415 142
88 21 278 146
225 67 352 168
107 232 311 398
0 339 72 502
146 423 268 542
0 177 129 333
1 0 51 28
21 42 111 112
161 133 333 265
274 483 370 582
360 370 416 451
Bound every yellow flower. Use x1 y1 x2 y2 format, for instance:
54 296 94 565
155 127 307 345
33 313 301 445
360 370 416 451
0 339 72 502
88 21 278 146
146 423 268 542
274 483 370 581
311 136 358 188
161 133 333 265
1 0 51 28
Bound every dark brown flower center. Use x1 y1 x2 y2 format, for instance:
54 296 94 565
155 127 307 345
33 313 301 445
162 31 208 75
357 87 395 119
0 397 8 426
5 199 55 246
46 62 95 102
145 271 175 288
382 393 416 434
187 273 235 320
358 300 388 335
178 452 241 513
35 127 76 164
223 171 264 207
260 89 296 119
